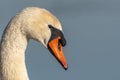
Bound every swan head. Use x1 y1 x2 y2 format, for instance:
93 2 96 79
20 7 68 69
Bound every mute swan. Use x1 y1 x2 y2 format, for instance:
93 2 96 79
0 7 68 80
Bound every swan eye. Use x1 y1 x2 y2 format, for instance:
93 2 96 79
48 25 53 29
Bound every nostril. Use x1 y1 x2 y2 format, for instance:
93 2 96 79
58 40 61 50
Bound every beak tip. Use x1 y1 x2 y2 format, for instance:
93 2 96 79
64 67 68 70
63 64 68 70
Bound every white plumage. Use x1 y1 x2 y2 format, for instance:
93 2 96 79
0 7 67 80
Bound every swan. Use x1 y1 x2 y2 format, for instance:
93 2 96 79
0 7 68 80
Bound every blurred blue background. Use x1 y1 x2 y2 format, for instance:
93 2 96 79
0 0 120 80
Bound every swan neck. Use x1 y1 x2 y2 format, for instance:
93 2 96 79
0 25 29 80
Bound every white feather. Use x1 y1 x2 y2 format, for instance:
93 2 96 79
0 7 63 80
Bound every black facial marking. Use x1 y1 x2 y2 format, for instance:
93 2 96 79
47 25 67 70
48 25 66 47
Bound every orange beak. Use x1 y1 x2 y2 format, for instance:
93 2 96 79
48 37 68 69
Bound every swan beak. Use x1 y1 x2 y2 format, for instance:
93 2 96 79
48 37 68 70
